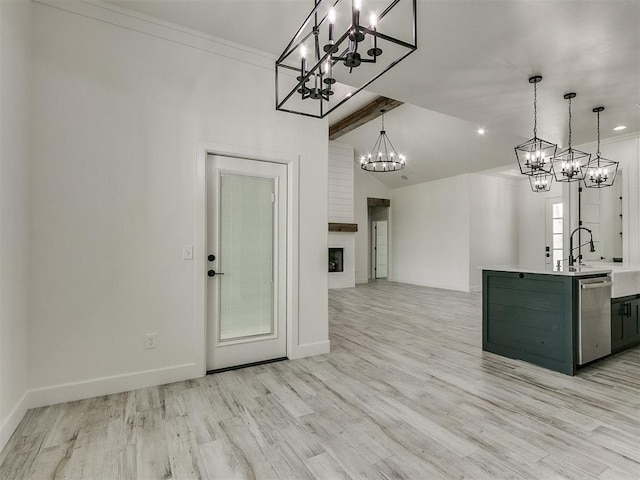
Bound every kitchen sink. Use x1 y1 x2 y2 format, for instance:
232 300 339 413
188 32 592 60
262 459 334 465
610 269 640 298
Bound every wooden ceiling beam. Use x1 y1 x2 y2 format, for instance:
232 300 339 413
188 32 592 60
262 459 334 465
328 96 403 140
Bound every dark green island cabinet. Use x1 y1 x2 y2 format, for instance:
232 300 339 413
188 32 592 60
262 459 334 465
611 295 640 352
482 268 611 376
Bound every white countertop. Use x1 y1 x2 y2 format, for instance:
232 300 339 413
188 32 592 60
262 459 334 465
482 264 640 297
482 265 612 277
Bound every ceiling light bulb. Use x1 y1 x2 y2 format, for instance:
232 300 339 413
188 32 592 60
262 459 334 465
328 8 336 24
369 12 377 27
354 0 362 11
477 128 485 135
613 125 627 131
300 45 306 59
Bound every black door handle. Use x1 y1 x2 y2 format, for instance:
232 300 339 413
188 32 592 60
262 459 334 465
208 270 225 277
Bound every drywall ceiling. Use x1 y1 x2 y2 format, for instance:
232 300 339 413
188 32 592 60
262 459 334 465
339 103 527 188
102 0 640 185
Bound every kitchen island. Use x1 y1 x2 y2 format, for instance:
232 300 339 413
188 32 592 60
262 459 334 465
482 266 611 375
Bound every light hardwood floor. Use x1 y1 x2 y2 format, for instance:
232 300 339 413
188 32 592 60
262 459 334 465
1 281 640 479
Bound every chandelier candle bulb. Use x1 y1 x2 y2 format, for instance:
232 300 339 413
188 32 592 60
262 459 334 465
370 12 376 51
353 0 361 28
300 45 306 77
328 8 335 44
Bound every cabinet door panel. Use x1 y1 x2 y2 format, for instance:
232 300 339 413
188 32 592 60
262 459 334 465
611 300 625 351
626 300 640 346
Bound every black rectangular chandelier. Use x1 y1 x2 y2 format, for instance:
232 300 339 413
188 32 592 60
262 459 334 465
276 0 417 118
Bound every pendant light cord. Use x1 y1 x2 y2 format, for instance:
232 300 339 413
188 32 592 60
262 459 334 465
596 110 601 157
381 110 385 133
568 97 572 148
533 81 537 138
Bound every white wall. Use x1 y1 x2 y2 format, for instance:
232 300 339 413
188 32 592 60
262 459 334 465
469 174 519 291
391 175 471 291
26 2 329 407
353 164 392 283
0 0 32 450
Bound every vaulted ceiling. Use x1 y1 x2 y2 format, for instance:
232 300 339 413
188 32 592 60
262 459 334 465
104 0 640 186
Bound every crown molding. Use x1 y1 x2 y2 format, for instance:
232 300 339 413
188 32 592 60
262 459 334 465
33 0 275 71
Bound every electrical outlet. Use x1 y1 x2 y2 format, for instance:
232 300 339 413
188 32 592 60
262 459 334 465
182 245 193 260
145 333 157 349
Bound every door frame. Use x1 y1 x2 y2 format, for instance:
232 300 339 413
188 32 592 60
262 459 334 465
196 141 299 376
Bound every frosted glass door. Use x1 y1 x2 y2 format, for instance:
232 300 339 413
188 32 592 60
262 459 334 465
219 174 274 340
206 155 287 371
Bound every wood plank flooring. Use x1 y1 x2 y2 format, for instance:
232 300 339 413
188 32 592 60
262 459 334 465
2 281 640 479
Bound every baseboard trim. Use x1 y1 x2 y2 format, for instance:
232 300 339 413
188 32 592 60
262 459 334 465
28 362 200 409
0 391 29 453
291 340 330 359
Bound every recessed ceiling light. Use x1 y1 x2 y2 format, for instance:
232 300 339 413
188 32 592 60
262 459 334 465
477 128 485 135
613 125 627 131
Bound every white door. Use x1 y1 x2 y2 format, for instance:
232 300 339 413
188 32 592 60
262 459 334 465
206 155 287 371
375 220 388 278
545 198 563 268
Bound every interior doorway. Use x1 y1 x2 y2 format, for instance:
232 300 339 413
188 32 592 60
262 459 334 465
367 198 390 281
206 154 287 371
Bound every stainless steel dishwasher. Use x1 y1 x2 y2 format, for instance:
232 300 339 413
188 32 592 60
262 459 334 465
578 275 612 365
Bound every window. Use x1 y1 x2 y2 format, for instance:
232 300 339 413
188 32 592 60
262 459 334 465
552 202 563 268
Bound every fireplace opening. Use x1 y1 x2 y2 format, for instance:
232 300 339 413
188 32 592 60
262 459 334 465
328 248 344 273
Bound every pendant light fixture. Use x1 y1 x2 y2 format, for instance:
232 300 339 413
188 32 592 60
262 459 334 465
583 107 619 188
552 93 590 182
275 0 417 118
515 76 557 176
359 109 406 172
529 172 553 192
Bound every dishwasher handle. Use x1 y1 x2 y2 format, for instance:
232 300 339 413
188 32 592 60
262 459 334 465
581 280 612 290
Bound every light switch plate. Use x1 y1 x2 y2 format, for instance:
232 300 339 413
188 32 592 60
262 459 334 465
183 245 193 260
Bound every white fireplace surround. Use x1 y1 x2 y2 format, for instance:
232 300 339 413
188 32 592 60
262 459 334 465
328 233 356 288
328 141 356 289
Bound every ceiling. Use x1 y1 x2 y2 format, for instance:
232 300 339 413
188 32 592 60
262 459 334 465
340 103 528 187
103 0 640 186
